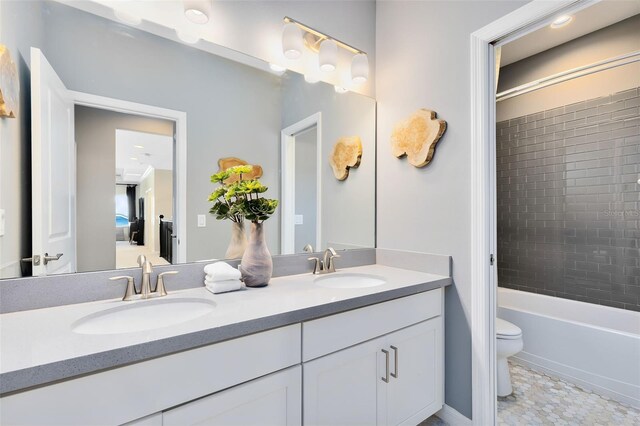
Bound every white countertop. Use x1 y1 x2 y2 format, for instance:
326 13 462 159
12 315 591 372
0 264 450 393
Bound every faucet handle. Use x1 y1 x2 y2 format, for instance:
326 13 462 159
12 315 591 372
110 276 137 301
308 257 321 275
155 271 178 297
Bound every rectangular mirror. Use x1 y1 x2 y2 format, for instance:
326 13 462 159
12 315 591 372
0 0 376 279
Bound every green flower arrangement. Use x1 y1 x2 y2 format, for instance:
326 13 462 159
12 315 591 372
208 165 279 223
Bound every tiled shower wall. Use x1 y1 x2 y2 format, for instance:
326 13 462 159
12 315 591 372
496 87 640 312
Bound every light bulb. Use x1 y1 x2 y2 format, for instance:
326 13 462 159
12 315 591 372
351 53 369 84
184 0 211 24
282 22 303 60
319 39 338 72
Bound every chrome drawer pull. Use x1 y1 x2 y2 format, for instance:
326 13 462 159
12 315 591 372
381 349 390 383
391 345 399 378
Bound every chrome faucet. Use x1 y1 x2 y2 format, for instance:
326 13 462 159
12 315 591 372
109 255 179 301
308 247 341 274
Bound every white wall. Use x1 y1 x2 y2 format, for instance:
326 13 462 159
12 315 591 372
375 0 528 418
497 15 640 121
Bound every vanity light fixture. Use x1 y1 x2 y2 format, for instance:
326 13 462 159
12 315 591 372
351 53 369 85
183 0 211 24
319 39 338 72
282 22 304 59
551 15 573 28
282 17 368 84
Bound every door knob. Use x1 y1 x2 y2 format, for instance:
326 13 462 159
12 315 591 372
43 253 63 265
21 255 41 266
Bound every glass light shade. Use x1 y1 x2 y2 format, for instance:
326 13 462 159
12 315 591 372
282 23 303 60
319 39 338 72
184 0 211 24
351 53 369 84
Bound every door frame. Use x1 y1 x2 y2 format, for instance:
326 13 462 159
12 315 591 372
280 112 322 254
69 91 188 264
469 0 601 423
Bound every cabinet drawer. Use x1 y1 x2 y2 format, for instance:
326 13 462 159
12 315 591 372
164 366 301 426
0 325 301 426
303 289 441 361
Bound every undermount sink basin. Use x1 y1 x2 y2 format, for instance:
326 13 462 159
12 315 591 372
72 298 216 335
314 273 386 289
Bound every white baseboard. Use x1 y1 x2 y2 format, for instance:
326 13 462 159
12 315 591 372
436 404 472 426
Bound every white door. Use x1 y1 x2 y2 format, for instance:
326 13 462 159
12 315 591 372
163 367 301 426
30 47 76 276
303 335 386 426
384 318 444 426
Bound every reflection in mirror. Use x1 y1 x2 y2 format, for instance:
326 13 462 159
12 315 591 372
0 0 376 279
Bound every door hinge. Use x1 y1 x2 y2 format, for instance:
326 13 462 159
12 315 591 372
490 254 495 266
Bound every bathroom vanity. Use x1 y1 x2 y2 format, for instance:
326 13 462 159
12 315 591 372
0 264 449 425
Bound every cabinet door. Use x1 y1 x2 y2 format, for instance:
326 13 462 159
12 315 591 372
384 318 443 426
163 366 301 426
304 335 387 426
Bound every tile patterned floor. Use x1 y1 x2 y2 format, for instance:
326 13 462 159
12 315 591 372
498 361 640 426
419 415 447 426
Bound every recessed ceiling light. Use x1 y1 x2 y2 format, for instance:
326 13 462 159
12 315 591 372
184 0 211 24
130 157 138 161
176 29 200 44
134 145 145 149
551 15 573 28
334 86 348 94
114 9 142 26
269 63 287 75
304 73 319 84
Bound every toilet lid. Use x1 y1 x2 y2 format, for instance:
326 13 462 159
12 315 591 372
496 318 522 339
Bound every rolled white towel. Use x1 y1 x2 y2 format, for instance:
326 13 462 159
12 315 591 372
204 279 243 294
203 262 241 281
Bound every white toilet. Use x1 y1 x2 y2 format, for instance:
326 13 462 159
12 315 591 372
496 318 523 397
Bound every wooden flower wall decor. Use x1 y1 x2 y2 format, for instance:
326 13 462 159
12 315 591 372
0 45 19 118
329 136 362 181
391 109 447 167
218 157 263 183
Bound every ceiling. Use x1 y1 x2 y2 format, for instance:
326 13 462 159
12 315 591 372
500 0 640 66
115 129 173 183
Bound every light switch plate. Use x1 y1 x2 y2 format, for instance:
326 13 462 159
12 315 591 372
294 215 304 225
197 214 206 227
0 209 5 236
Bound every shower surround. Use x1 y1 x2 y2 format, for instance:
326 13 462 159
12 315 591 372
496 87 640 312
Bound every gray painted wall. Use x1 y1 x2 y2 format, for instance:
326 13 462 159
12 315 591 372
375 0 528 418
75 106 174 272
497 15 640 122
0 0 44 278
294 127 318 252
497 87 640 312
282 73 376 251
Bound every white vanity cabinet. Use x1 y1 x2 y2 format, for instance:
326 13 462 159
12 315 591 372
163 366 302 426
303 290 443 426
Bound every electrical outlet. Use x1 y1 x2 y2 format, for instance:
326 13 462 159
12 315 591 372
0 209 5 236
197 214 206 227
295 214 304 225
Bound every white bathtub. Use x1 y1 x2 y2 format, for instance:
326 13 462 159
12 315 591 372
498 287 640 408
